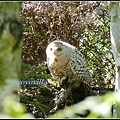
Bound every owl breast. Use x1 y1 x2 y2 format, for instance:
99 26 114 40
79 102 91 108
49 60 77 86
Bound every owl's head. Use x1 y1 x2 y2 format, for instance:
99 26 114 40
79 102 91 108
46 40 72 58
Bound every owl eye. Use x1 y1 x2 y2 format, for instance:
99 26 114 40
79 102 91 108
50 48 53 51
57 47 62 52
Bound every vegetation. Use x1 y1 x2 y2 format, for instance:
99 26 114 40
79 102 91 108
1 1 118 118
21 1 115 91
19 1 116 118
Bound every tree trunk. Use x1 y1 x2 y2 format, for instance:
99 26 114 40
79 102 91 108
108 2 120 118
0 2 23 113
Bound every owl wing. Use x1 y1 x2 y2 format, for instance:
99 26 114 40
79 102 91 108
69 49 91 86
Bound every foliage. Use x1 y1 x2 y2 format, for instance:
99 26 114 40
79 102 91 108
21 1 115 91
20 1 116 118
79 2 115 92
49 91 118 118
0 96 34 118
21 1 103 64
21 62 51 80
20 62 57 118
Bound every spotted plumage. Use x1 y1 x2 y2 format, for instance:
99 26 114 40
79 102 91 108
46 40 91 87
46 40 92 112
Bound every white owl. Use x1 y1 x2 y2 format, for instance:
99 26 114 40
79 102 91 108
46 40 91 86
46 40 92 112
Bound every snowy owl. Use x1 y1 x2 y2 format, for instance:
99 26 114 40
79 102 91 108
46 40 91 86
46 40 92 112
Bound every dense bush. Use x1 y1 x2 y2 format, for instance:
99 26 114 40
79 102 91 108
21 1 115 91
20 1 116 118
21 2 101 64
